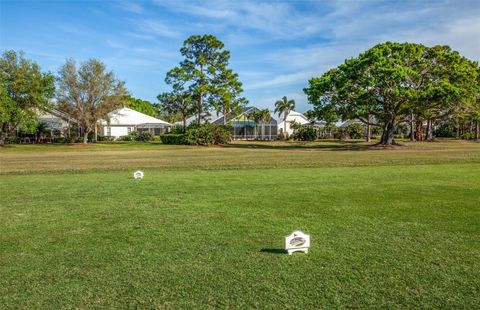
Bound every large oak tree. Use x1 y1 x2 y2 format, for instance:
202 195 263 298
304 42 478 145
56 58 128 143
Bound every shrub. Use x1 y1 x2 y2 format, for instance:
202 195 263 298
461 132 475 140
345 123 364 139
118 135 133 142
53 137 67 143
118 131 152 142
160 134 186 145
278 131 285 141
294 126 317 141
97 135 115 142
213 125 232 144
333 130 343 140
185 124 231 146
434 123 456 138
186 125 214 145
135 131 152 142
171 125 186 134
5 136 19 144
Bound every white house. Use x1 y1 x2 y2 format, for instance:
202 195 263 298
277 111 310 135
100 107 172 138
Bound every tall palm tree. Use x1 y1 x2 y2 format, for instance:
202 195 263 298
259 108 271 139
249 109 261 139
274 96 295 135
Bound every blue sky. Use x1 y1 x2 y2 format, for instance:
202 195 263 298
1 0 479 112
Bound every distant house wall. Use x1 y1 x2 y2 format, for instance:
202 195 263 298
105 126 132 138
277 113 310 135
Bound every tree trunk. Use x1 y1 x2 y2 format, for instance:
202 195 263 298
182 117 187 129
416 121 423 142
197 93 203 125
410 114 415 141
475 120 479 140
380 120 396 145
366 113 371 142
198 64 204 125
83 131 89 144
425 119 431 141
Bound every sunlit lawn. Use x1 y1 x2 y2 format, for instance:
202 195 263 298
1 140 479 308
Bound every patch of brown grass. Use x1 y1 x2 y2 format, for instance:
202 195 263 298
1 140 479 174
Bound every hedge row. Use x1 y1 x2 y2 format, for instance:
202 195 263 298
160 134 186 144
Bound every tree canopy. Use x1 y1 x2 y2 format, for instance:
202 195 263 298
56 58 128 143
0 50 55 139
165 34 247 124
126 96 159 117
157 91 196 128
304 42 479 144
274 96 295 134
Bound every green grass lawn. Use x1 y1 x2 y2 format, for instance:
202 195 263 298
1 141 479 308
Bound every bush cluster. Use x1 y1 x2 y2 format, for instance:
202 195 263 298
118 131 152 142
344 123 364 139
293 126 317 141
185 124 232 146
160 134 186 145
461 132 476 140
434 123 456 138
97 135 115 142
4 136 19 144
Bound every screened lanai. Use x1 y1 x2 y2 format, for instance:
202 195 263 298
230 108 278 140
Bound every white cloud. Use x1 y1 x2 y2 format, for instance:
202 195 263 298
153 0 327 39
245 71 314 90
137 20 181 38
114 0 144 14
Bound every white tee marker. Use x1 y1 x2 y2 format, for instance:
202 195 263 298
285 231 310 255
133 170 144 179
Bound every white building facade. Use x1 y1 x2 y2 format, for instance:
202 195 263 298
100 108 172 139
277 111 310 136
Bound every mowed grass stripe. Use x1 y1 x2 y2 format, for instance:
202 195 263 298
1 140 480 174
1 164 479 308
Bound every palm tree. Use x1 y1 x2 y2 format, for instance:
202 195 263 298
249 109 261 139
259 108 271 139
274 96 295 135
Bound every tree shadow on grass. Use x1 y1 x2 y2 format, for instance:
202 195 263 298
223 141 382 151
261 248 286 255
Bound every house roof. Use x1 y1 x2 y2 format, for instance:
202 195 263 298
280 111 310 125
103 108 171 126
177 108 309 126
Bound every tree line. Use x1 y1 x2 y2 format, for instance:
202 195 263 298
1 38 479 145
304 42 480 144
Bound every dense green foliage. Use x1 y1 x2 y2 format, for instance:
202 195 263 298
160 133 186 145
293 126 317 141
118 131 152 142
0 50 55 137
126 96 159 117
157 92 196 127
345 123 365 139
304 42 479 144
1 142 479 308
165 35 246 124
185 124 231 145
